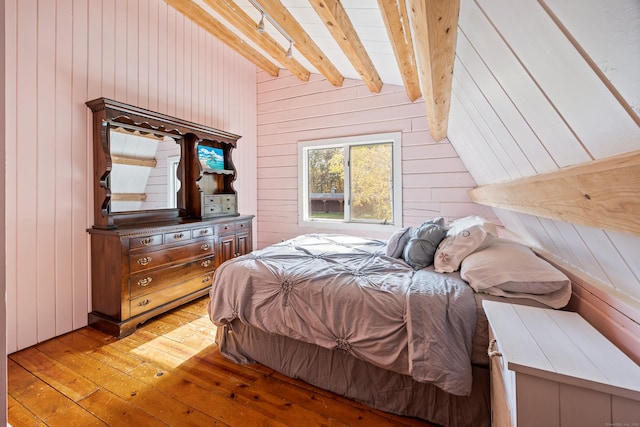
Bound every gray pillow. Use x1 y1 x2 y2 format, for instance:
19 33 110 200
402 218 447 270
386 227 413 258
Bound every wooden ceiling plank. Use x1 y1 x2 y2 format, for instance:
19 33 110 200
309 0 383 93
204 0 310 82
468 150 640 237
406 0 460 141
377 0 421 101
256 0 344 87
164 0 280 77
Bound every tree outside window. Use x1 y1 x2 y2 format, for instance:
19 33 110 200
300 133 401 228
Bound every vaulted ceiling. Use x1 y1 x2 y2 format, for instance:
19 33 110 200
164 0 460 142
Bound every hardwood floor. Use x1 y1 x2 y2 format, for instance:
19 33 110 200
8 297 436 427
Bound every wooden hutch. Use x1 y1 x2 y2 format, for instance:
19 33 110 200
86 98 253 337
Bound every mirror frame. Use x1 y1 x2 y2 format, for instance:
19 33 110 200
86 98 240 229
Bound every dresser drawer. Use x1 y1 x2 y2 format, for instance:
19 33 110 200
217 222 236 235
129 238 214 274
221 203 236 214
192 225 214 239
129 254 215 298
163 230 191 244
129 233 163 250
235 219 251 232
204 204 223 215
130 273 213 317
203 194 236 205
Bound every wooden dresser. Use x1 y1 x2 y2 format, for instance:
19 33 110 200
483 301 640 427
89 216 253 337
86 98 254 337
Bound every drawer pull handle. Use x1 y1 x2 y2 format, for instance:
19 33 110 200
488 339 502 358
137 277 153 287
202 277 211 284
200 229 209 235
137 299 150 307
239 223 244 228
174 233 184 239
201 244 210 251
201 260 211 268
137 257 152 266
140 238 154 246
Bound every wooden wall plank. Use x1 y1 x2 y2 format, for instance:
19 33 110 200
55 0 75 335
477 0 639 158
454 32 557 175
256 69 489 249
16 0 39 349
36 0 58 341
71 0 90 331
5 0 258 352
456 0 589 168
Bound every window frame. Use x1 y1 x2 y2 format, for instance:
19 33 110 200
298 132 402 232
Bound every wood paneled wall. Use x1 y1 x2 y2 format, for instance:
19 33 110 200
256 70 496 248
3 0 257 353
1 0 8 421
449 0 640 350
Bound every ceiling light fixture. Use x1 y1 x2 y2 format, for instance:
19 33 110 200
286 41 294 58
257 13 265 33
247 0 295 59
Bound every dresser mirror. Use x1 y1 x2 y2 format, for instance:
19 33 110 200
87 97 241 229
108 128 182 213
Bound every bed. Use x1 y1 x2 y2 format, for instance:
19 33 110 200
208 223 572 426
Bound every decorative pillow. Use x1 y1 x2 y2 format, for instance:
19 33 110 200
385 227 413 258
434 215 497 273
460 239 571 308
402 217 447 270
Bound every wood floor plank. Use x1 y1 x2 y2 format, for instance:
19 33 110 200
8 359 108 426
78 388 169 427
8 395 47 427
8 297 437 427
67 329 288 427
34 339 219 427
10 346 100 402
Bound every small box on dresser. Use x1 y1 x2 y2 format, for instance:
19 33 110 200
483 300 640 427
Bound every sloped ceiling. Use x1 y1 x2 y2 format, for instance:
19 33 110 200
164 0 458 142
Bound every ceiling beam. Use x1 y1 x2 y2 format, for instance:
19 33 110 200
406 0 460 141
256 0 344 87
164 0 280 77
377 0 421 101
468 150 640 237
309 0 383 93
203 0 310 82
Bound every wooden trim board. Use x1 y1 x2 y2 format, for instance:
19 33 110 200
469 150 640 236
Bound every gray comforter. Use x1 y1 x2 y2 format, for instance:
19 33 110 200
208 234 477 396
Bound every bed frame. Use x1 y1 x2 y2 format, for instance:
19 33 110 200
217 319 491 427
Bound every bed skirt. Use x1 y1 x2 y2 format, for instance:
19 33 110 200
216 319 490 427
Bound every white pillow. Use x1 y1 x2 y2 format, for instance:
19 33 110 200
433 216 497 273
460 239 571 309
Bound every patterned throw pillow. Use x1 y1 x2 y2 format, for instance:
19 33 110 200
434 215 497 273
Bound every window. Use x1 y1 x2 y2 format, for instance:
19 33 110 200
299 132 402 230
